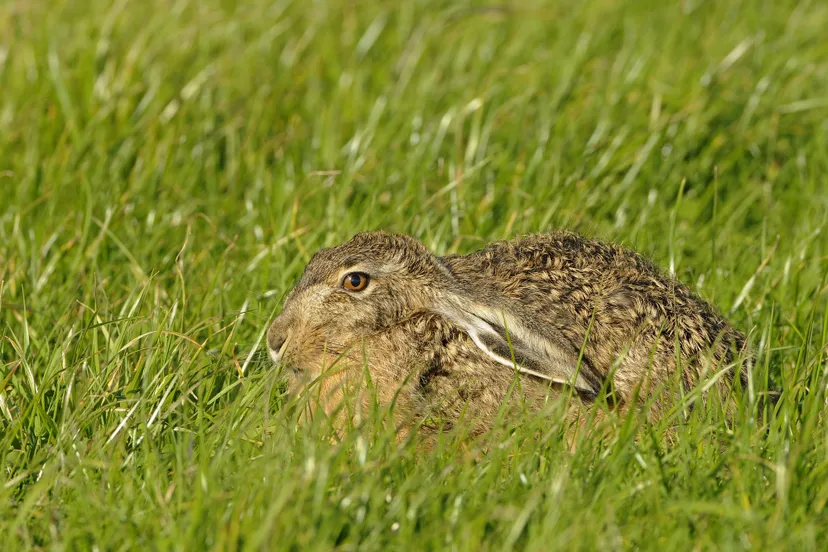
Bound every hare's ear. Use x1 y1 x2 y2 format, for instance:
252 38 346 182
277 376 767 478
436 304 600 397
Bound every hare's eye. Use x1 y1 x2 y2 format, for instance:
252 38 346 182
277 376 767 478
342 272 370 292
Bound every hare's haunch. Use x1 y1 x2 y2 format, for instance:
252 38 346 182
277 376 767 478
267 231 749 435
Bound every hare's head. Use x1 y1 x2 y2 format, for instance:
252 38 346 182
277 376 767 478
266 232 450 385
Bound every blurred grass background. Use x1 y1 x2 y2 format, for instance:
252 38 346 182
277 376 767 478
1 0 827 549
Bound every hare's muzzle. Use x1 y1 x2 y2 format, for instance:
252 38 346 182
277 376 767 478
266 327 291 364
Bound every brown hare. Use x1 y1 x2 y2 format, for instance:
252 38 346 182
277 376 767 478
266 231 750 440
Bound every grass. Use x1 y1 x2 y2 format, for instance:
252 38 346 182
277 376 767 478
1 0 828 548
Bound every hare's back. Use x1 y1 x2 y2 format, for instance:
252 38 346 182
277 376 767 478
480 232 658 275
441 231 663 301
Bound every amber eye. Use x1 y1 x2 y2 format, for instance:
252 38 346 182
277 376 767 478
342 272 370 292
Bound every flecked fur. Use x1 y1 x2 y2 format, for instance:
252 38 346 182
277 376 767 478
267 231 750 439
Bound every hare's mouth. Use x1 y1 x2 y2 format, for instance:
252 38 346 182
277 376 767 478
274 359 300 377
280 365 312 396
277 360 306 382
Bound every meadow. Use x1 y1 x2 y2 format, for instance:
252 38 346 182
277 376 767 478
1 0 827 549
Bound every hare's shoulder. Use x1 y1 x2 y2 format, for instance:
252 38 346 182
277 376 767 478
388 312 502 366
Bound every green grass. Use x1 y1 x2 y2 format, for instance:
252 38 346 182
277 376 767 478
1 0 828 549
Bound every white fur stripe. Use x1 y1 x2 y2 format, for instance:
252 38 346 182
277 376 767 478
465 327 568 385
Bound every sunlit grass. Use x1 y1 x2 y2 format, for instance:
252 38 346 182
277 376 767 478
1 0 827 549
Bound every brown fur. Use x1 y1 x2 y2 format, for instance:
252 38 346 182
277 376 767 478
267 231 750 440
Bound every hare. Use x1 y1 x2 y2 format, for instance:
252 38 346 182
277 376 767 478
266 231 750 439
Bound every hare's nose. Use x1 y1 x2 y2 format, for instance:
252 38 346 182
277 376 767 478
267 330 290 364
